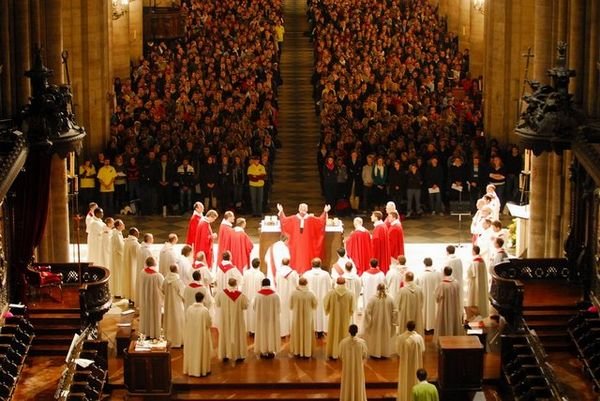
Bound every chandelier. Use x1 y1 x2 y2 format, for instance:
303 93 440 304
112 0 131 20
473 0 485 14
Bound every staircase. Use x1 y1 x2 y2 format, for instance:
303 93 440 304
522 304 578 352
28 307 81 356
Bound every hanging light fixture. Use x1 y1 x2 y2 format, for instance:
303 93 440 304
112 0 131 20
473 0 485 14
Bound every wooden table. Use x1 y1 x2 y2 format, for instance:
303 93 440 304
259 228 343 273
124 341 172 400
438 336 484 400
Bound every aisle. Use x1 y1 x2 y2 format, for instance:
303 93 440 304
270 0 322 211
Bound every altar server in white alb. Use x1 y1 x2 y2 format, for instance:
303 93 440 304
342 261 362 324
242 258 265 335
395 271 425 335
386 255 407 301
289 277 317 358
110 219 126 298
177 245 194 285
339 324 368 401
86 207 105 265
122 227 140 303
183 270 212 312
101 217 114 272
264 234 290 285
215 251 243 293
303 257 332 336
253 278 281 359
434 266 463 343
183 292 212 377
137 233 154 277
396 321 425 401
214 278 249 361
276 258 299 337
138 256 164 339
417 258 442 332
162 264 186 347
159 233 179 276
361 258 385 312
330 248 356 280
362 283 395 358
324 277 354 360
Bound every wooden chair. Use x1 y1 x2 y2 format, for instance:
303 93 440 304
23 265 63 302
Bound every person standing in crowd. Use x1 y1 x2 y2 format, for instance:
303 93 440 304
126 156 141 213
434 266 463 342
183 292 212 377
290 277 317 358
388 159 405 214
242 258 265 336
488 155 506 212
162 264 185 348
79 159 96 214
372 156 388 209
361 154 375 212
200 154 219 211
345 217 373 275
97 158 117 216
406 163 423 218
231 155 246 213
177 157 196 214
362 283 395 358
396 272 425 335
218 154 233 212
113 154 128 213
504 145 523 204
397 321 425 401
346 150 363 213
276 258 299 338
412 369 439 401
140 151 159 216
424 156 444 215
338 324 368 401
323 156 339 208
247 156 266 217
215 278 249 362
468 155 484 214
418 258 442 333
138 256 164 339
324 277 354 360
253 278 281 359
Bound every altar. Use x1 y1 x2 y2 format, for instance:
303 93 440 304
258 217 344 273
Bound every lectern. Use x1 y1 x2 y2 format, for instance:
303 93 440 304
438 336 484 400
124 341 172 400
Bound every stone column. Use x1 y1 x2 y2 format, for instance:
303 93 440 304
533 0 553 85
0 1 13 117
469 1 484 76
583 0 598 115
447 0 460 34
44 0 64 84
527 153 549 258
545 152 563 257
567 0 585 102
555 0 568 43
38 154 70 262
14 0 31 106
560 150 573 252
458 0 471 51
129 0 144 65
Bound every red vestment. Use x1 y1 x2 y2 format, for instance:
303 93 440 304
278 211 326 273
372 223 391 273
185 212 202 247
229 228 253 272
388 222 405 259
217 222 234 264
345 229 372 275
194 218 214 267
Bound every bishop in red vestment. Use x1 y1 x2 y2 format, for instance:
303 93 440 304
277 203 330 274
387 211 405 260
185 202 204 247
345 217 372 275
217 211 235 265
229 218 254 272
193 210 218 268
371 211 391 273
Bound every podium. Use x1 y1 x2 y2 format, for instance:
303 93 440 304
438 336 484 400
124 341 172 400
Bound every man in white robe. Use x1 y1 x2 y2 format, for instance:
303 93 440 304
343 262 362 324
302 257 332 336
214 278 249 361
137 233 154 279
85 202 98 234
434 266 463 343
137 256 164 339
363 283 395 358
123 227 140 303
177 245 194 285
330 248 357 280
324 277 354 360
86 208 105 265
289 277 317 357
183 292 212 377
339 324 368 401
417 258 442 332
183 270 212 312
361 258 385 314
159 233 179 276
467 245 489 317
242 258 265 335
276 258 299 337
397 321 425 401
111 219 125 298
445 245 464 291
215 251 243 293
101 218 114 275
192 251 214 290
264 234 290 285
162 264 185 347
253 278 281 358
396 272 425 335
386 255 407 301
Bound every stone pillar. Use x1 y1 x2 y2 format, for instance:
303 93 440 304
583 0 598 115
469 7 484 77
129 0 144 65
567 0 585 103
560 150 573 252
447 0 460 34
533 0 553 85
14 0 31 106
458 0 471 51
545 152 563 257
30 0 43 48
528 153 549 257
38 154 70 262
44 0 64 84
0 1 13 118
555 0 568 43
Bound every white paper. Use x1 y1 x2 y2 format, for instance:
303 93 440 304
117 323 132 327
75 358 95 368
467 329 484 335
65 333 80 363
428 187 440 194
121 309 135 315
451 183 463 192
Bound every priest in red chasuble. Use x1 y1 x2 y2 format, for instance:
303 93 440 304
194 209 218 268
185 201 204 247
277 203 330 274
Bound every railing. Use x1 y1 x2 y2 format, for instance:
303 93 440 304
489 269 525 329
32 262 92 286
79 266 111 329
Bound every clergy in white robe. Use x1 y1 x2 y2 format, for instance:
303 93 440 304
85 202 98 234
275 258 299 337
159 233 179 276
302 258 332 335
385 255 407 301
162 265 185 347
361 259 385 313
123 228 140 302
242 258 265 335
137 257 164 339
264 235 290 285
467 245 489 317
324 278 354 359
183 270 212 312
253 279 281 358
183 292 212 377
396 321 425 401
214 278 249 361
445 245 464 308
338 324 368 401
215 251 243 293
342 262 362 325
289 277 317 357
101 218 114 275
177 245 194 285
86 208 105 265
137 233 154 278
417 258 442 331
362 284 395 358
192 251 214 289
330 248 357 280
395 272 425 335
434 267 463 343
111 220 126 297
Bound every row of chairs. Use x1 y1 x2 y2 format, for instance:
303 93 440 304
568 308 600 392
0 308 34 400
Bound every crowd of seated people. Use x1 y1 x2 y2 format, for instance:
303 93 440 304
309 0 523 217
86 0 283 216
